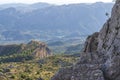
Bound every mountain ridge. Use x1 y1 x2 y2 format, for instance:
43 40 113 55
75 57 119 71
0 2 113 42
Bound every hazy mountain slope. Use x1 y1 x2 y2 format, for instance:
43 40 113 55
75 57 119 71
0 3 52 11
16 3 113 32
0 3 113 34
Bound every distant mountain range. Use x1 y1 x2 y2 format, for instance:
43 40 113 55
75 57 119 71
0 2 114 42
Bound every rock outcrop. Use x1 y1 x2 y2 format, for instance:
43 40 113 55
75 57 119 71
51 0 120 80
0 40 52 58
83 32 99 53
30 40 51 58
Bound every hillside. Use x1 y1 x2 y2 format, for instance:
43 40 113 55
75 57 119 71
0 54 80 80
47 38 85 54
0 2 113 42
0 40 52 62
64 44 84 54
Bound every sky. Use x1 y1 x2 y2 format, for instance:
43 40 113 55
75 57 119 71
0 0 113 5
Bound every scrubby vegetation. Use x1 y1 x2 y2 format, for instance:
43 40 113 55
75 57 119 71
0 54 80 80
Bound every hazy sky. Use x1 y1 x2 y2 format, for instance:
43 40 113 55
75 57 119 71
0 0 112 5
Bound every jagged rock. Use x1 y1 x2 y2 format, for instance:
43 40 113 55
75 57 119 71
0 40 52 58
37 77 44 80
51 67 73 80
32 42 51 58
83 32 99 53
51 0 120 80
27 40 52 58
51 33 103 80
51 32 101 80
97 0 120 79
72 65 105 80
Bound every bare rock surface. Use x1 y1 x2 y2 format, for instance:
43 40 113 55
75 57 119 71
0 40 52 58
51 0 120 80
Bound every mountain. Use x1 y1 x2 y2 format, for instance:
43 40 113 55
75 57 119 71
64 44 84 54
30 2 52 9
0 40 52 60
47 38 85 54
0 3 52 11
0 2 114 42
52 1 120 80
0 3 27 10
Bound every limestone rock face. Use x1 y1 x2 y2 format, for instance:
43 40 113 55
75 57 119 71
83 32 99 53
0 40 52 58
51 67 73 80
51 1 120 80
97 0 120 79
31 41 51 58
52 20 100 80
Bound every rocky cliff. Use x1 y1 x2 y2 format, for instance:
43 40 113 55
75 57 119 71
0 40 52 58
51 0 120 80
